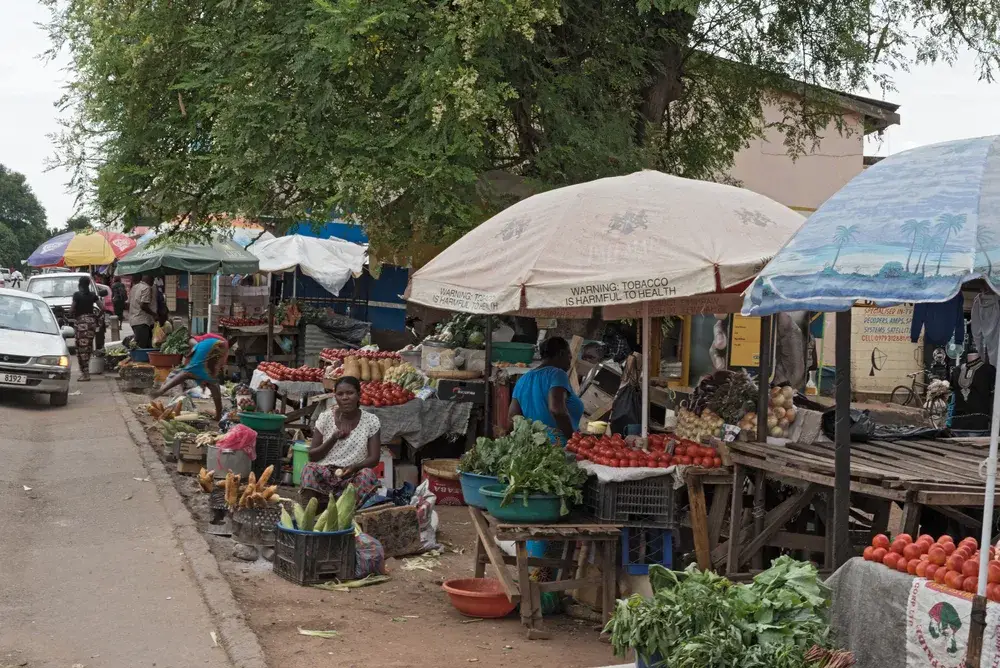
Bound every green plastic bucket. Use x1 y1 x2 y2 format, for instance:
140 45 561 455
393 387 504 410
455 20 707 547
490 342 535 364
292 441 310 485
479 484 563 523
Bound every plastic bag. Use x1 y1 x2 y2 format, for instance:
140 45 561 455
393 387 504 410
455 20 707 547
821 408 876 443
610 384 642 436
409 480 440 552
354 532 386 578
215 423 258 460
152 323 166 347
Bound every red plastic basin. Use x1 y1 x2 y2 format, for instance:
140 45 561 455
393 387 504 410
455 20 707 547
441 578 516 618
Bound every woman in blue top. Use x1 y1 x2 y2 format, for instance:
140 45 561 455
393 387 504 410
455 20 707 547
509 336 584 444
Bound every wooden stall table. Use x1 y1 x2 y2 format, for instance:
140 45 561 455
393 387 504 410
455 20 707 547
717 437 1000 578
683 467 736 571
468 507 620 639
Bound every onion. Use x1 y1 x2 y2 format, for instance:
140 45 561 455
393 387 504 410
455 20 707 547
773 406 786 420
778 418 790 429
784 407 797 423
767 415 778 428
782 386 794 400
770 426 783 437
771 396 785 409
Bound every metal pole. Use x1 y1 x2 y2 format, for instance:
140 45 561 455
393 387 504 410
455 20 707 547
975 330 1000 597
484 314 493 438
266 273 274 362
641 301 650 437
756 315 772 443
833 309 853 567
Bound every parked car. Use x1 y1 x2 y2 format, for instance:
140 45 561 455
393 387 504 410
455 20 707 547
0 288 73 406
24 272 106 332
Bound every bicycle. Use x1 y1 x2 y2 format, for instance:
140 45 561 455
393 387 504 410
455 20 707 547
889 371 929 407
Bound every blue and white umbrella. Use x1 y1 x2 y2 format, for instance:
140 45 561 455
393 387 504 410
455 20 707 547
743 135 1000 315
741 134 1000 595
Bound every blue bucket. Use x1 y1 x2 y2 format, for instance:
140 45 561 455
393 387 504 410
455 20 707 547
637 651 665 668
130 348 157 363
459 471 500 509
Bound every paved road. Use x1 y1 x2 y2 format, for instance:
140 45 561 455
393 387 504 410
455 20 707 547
0 369 233 668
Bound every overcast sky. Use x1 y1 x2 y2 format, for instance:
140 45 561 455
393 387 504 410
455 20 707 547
1 4 998 232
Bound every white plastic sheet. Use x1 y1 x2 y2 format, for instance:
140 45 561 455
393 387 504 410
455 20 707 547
250 234 367 296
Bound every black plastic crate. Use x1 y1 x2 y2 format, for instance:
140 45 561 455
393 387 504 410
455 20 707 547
253 431 289 479
582 475 676 528
273 524 356 585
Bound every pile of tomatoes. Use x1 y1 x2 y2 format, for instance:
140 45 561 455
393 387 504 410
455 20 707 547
360 380 414 407
257 362 324 383
320 348 401 362
566 432 723 469
863 533 1000 601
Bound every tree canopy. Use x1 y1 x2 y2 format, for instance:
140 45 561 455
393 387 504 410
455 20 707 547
46 0 1000 258
0 164 49 267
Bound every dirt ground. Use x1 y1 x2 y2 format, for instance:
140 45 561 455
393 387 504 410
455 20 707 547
128 391 619 668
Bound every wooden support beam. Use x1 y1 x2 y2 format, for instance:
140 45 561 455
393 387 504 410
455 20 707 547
833 309 853 567
726 465 746 574
935 505 983 530
714 482 821 568
738 484 822 571
707 483 731 548
688 474 711 570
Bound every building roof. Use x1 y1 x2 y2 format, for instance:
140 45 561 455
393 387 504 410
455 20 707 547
828 90 900 133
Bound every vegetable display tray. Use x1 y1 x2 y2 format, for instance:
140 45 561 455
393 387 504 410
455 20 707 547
582 475 676 528
459 471 500 510
273 525 356 585
238 411 286 432
479 484 562 523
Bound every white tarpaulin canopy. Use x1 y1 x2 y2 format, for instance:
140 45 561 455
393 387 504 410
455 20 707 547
406 170 806 315
250 234 367 296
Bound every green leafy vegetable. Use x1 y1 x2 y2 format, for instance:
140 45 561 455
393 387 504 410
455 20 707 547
159 326 190 355
459 417 586 515
605 557 840 668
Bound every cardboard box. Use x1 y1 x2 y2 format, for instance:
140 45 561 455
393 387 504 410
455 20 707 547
580 384 615 420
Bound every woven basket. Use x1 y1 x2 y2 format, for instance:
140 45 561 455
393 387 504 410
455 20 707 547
422 458 460 481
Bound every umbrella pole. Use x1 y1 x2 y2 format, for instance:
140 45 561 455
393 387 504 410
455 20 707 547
484 315 493 438
641 301 650 438
833 309 853 567
266 273 274 362
976 332 1000 592
756 316 772 443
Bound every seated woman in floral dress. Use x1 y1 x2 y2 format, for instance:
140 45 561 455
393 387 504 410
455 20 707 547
301 376 381 508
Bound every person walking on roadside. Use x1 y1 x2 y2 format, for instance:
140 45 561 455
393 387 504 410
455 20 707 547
111 276 127 323
10 269 22 289
129 274 156 348
70 276 102 381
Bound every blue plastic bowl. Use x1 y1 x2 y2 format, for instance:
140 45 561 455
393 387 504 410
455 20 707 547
459 471 500 510
479 484 562 523
130 348 158 363
637 651 665 668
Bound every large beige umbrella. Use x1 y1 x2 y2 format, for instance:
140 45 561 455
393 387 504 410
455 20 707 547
406 170 806 435
406 170 805 315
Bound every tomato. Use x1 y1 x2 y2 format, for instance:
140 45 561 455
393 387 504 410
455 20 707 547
938 534 955 545
907 559 920 575
963 559 980 578
928 545 947 566
890 540 907 556
942 541 956 556
872 534 891 550
674 445 687 457
988 562 1000 585
925 563 939 580
918 534 935 545
990 583 1000 602
863 546 875 561
964 576 979 593
883 552 901 569
677 455 692 466
961 537 979 551
933 566 949 584
712 457 723 468
895 555 910 573
946 554 965 572
871 547 887 563
902 543 922 561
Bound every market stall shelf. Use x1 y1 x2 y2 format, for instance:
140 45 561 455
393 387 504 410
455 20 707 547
717 437 1000 576
468 507 620 638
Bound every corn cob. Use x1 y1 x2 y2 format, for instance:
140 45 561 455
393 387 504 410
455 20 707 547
261 485 278 501
257 464 274 488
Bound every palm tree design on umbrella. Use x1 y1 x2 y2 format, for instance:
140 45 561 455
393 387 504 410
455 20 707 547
915 230 940 276
977 227 995 275
900 219 931 273
934 213 966 276
830 224 860 270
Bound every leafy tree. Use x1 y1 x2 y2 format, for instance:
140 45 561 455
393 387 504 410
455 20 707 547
44 0 1000 256
59 215 93 235
0 164 49 263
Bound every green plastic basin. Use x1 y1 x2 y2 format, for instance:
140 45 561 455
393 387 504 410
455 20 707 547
490 342 535 364
237 411 287 432
292 441 310 485
479 484 563 523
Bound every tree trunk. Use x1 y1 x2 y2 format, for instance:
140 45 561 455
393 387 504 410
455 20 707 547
634 8 697 146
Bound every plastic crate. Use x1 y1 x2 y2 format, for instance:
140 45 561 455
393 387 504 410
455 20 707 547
621 526 673 575
253 431 289 479
582 475 675 528
273 524 356 585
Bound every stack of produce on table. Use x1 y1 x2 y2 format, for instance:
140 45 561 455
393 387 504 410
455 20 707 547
863 533 1000 601
257 361 324 382
382 362 426 392
735 385 799 439
219 316 268 328
423 313 492 349
103 343 129 368
568 432 723 469
674 407 726 442
159 326 190 355
273 301 301 327
213 465 283 509
360 381 414 407
320 348 400 363
459 417 588 514
158 419 202 441
279 485 357 532
339 355 403 382
675 370 758 441
605 558 851 668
